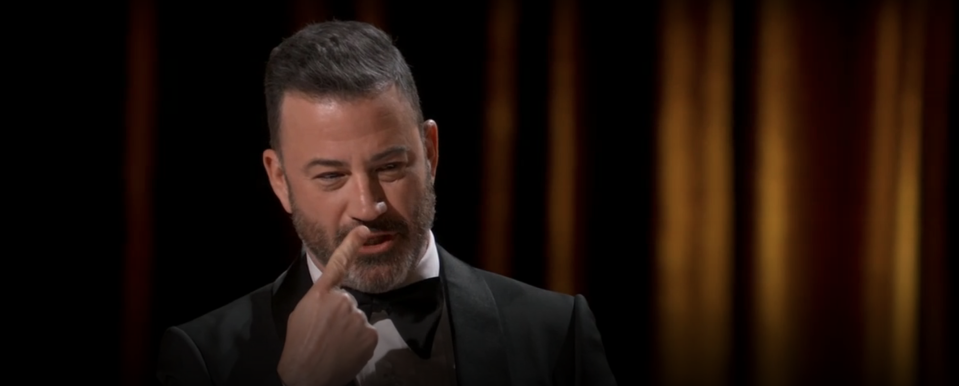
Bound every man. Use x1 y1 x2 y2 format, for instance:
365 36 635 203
156 20 616 386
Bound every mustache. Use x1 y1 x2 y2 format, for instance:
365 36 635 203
334 213 410 241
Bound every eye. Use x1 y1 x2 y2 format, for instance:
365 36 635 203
378 163 399 171
376 163 406 181
315 172 344 181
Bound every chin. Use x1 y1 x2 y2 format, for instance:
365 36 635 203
346 264 408 293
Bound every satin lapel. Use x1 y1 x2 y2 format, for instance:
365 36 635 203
438 245 512 386
271 248 313 348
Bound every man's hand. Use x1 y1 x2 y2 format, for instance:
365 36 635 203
277 226 377 386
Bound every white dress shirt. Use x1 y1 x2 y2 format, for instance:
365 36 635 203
306 231 458 386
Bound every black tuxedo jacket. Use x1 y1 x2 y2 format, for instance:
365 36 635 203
156 245 617 385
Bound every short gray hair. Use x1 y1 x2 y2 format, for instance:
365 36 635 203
264 21 423 153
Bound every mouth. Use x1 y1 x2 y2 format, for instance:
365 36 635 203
364 233 395 245
359 232 397 253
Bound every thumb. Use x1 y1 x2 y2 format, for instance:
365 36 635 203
314 225 371 292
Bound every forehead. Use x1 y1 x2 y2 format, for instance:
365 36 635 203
278 88 420 159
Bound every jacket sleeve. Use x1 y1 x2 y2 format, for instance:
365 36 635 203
156 326 214 386
570 294 617 385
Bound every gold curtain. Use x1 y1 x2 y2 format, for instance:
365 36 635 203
545 0 582 295
651 0 953 385
655 0 732 385
480 0 519 277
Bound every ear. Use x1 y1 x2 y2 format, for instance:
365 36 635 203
263 148 292 213
423 119 439 182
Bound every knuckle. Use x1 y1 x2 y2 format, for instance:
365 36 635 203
364 327 378 343
333 292 350 308
340 295 356 311
353 309 367 322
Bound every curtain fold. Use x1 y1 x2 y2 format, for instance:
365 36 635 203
480 0 519 277
654 0 733 384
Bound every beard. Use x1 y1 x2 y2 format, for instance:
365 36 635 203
290 176 436 293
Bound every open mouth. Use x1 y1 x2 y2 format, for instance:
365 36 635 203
364 233 395 246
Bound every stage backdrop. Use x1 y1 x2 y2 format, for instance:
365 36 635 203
66 0 957 385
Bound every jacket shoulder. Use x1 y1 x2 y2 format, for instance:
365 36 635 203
467 267 604 384
159 282 283 384
175 282 275 339
472 269 606 350
472 268 575 327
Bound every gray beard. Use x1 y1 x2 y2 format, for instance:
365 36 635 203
289 178 436 293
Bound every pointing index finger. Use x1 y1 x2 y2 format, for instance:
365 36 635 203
314 225 370 292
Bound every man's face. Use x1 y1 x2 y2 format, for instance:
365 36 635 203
263 86 439 293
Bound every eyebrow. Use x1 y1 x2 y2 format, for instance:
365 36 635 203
302 145 411 172
369 145 410 163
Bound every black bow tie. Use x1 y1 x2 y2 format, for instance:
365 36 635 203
343 277 443 359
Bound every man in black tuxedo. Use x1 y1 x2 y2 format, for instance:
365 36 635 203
156 20 616 386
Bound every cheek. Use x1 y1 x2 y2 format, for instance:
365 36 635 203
290 183 344 225
384 177 424 217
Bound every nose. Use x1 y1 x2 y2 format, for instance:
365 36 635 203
347 173 385 222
